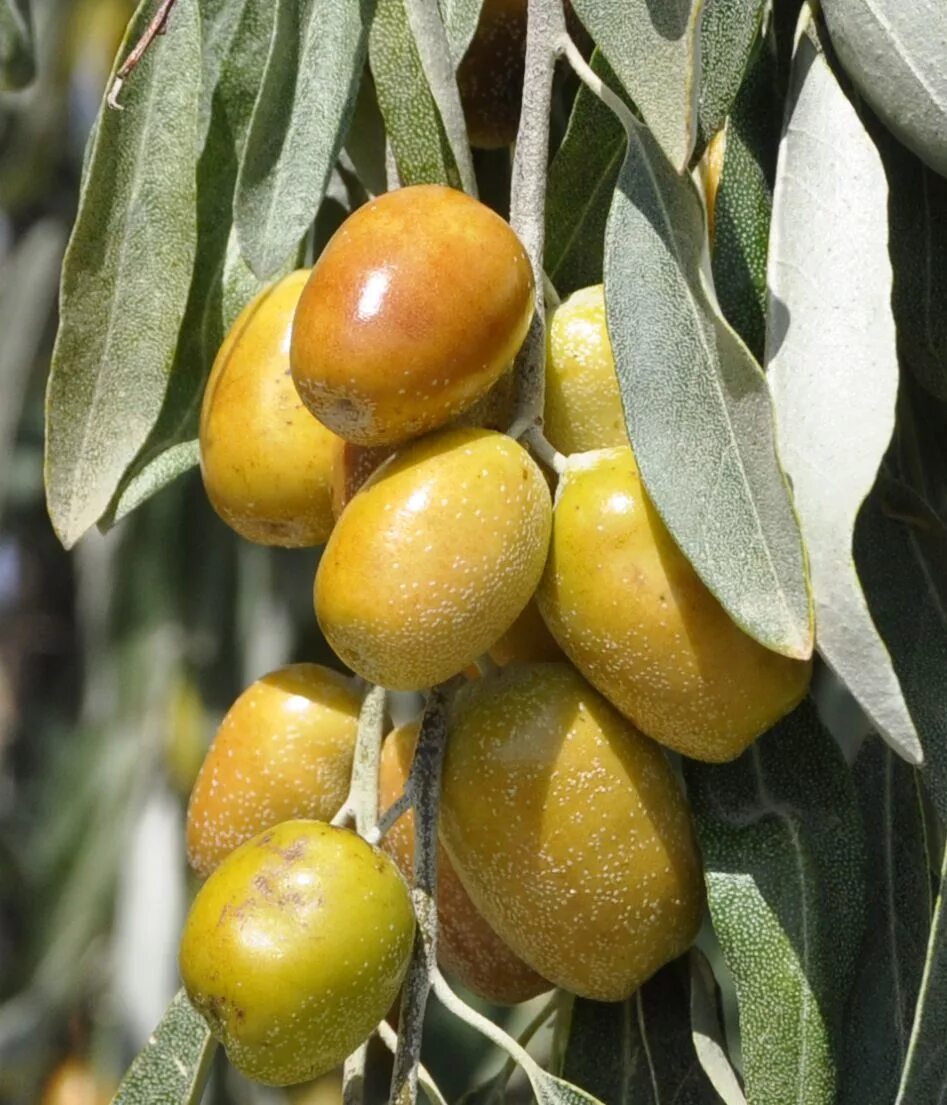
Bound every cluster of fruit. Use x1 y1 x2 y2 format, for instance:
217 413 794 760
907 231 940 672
182 182 812 1087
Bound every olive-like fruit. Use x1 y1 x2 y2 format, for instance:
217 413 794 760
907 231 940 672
457 0 527 149
380 721 549 1004
544 285 627 455
186 665 361 877
200 270 341 546
487 599 563 666
40 1058 112 1105
537 448 812 761
180 821 415 1087
315 427 552 690
291 185 534 446
330 440 397 520
440 664 703 1001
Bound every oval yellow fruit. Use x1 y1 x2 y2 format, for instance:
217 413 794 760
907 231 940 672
315 427 552 690
291 185 534 446
180 821 415 1087
537 448 812 761
186 665 361 878
380 721 549 1004
200 270 341 546
487 599 563 666
440 663 703 1001
544 285 627 455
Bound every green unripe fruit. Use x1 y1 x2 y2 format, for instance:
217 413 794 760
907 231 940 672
179 821 415 1087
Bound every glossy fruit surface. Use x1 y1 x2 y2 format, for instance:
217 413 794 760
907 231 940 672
200 270 340 546
180 821 415 1086
457 0 527 148
380 721 549 1004
487 599 563 666
544 285 627 455
291 185 534 446
440 664 703 1001
315 427 552 690
537 448 812 761
186 665 361 877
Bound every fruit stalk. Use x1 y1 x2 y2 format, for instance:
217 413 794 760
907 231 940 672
507 0 566 436
331 683 387 835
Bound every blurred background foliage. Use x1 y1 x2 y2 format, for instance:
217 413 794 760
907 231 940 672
0 3 554 1101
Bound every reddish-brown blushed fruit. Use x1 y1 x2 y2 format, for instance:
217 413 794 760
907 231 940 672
180 821 415 1086
380 721 549 1004
315 427 552 690
537 448 812 761
186 665 361 878
291 185 534 446
200 270 341 546
440 663 704 1002
457 0 527 149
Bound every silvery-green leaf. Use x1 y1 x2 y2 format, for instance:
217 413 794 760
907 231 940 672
838 737 931 1105
44 0 201 549
111 990 216 1105
569 0 703 171
710 33 779 361
235 0 368 280
370 0 461 188
604 119 812 658
765 13 923 764
439 0 483 64
684 700 866 1105
822 0 947 178
545 50 626 296
696 0 766 150
0 0 34 90
689 949 748 1105
563 961 721 1104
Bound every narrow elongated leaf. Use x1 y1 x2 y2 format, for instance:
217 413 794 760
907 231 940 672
883 138 947 399
710 34 780 361
838 738 931 1105
0 0 33 90
545 51 626 296
563 961 720 1104
896 842 947 1105
370 0 461 188
44 0 201 549
822 0 947 178
100 0 279 529
604 119 812 658
689 950 747 1105
854 476 947 821
685 700 866 1105
235 0 368 279
439 0 484 64
696 0 766 149
569 0 703 171
112 990 216 1105
765 16 922 764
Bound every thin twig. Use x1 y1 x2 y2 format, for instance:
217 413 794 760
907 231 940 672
431 969 541 1069
331 684 386 834
367 790 413 846
376 1021 449 1105
507 0 567 435
107 0 178 110
522 424 567 476
389 683 454 1105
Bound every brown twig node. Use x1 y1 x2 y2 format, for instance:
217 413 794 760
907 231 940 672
107 0 178 111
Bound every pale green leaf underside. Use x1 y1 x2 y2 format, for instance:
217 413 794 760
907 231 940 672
822 0 947 178
685 700 866 1105
764 17 922 764
569 0 703 171
438 0 483 64
111 989 216 1105
604 120 812 658
44 0 201 549
370 0 461 188
0 0 34 90
235 0 367 279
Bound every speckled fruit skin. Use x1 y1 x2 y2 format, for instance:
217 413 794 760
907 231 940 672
380 722 549 1004
537 448 812 762
487 599 563 665
186 665 361 878
290 185 534 446
544 285 627 455
180 821 415 1087
200 270 341 547
457 0 527 149
315 427 552 690
440 663 703 1001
